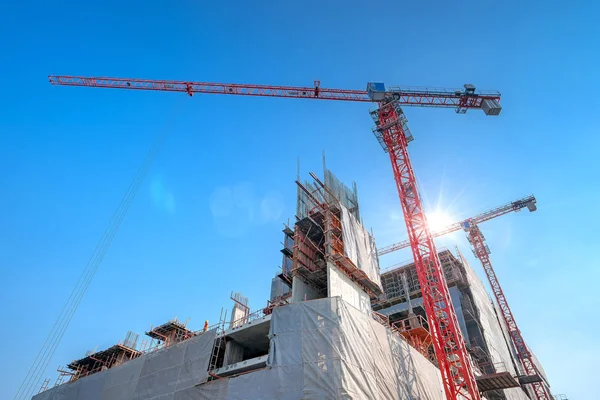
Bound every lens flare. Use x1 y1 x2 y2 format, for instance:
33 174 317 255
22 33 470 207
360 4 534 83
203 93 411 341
426 210 454 232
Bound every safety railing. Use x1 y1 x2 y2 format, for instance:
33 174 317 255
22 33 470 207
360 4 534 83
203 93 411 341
371 310 389 326
477 360 510 375
226 307 269 332
392 314 428 333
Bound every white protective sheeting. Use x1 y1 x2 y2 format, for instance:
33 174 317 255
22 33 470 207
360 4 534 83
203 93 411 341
493 296 552 396
463 260 531 400
493 300 523 375
340 204 381 289
327 262 371 316
33 329 216 400
277 297 444 399
530 349 549 383
464 260 517 374
36 298 444 400
178 298 443 400
336 299 444 399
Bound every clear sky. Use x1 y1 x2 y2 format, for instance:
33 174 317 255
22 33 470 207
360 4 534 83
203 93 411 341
0 1 598 398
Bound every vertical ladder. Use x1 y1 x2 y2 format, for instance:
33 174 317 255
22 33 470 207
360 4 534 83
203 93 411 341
38 378 50 394
207 308 227 378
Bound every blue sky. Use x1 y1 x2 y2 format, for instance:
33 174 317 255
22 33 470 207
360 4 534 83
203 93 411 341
0 1 598 398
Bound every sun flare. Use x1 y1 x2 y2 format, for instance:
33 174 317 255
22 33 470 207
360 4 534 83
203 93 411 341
426 210 454 232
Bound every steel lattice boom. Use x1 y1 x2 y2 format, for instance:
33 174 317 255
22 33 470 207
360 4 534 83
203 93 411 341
48 76 502 113
467 226 552 400
48 74 505 400
378 195 537 256
372 100 480 399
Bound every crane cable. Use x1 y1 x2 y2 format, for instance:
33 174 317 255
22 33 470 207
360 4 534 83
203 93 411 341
14 102 182 400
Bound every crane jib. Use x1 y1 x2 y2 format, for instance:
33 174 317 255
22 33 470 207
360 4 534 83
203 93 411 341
48 75 501 112
377 195 537 256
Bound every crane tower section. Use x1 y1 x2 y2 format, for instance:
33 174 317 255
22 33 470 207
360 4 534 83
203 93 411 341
466 226 552 400
371 99 479 400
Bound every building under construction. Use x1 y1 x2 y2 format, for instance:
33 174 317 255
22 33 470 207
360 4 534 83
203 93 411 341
373 249 551 400
34 168 552 400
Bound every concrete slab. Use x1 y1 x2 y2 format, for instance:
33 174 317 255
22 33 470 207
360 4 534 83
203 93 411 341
212 355 268 378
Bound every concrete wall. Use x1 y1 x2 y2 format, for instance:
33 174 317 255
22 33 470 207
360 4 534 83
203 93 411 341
230 304 249 329
291 276 322 302
327 262 371 315
270 276 290 301
224 340 244 366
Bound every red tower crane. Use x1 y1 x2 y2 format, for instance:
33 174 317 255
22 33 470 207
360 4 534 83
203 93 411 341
378 194 552 399
49 74 503 400
378 195 538 256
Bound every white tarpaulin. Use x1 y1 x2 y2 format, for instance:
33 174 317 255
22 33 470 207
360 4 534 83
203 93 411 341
463 259 531 400
191 297 443 400
35 298 444 400
33 329 216 400
335 298 443 399
340 204 381 289
327 262 371 316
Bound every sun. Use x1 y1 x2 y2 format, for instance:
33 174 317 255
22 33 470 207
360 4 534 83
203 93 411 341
426 210 455 232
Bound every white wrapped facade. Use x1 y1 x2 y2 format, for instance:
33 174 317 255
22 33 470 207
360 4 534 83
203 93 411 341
34 298 444 400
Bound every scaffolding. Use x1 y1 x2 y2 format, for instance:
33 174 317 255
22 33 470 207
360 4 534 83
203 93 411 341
263 291 292 315
145 317 196 348
474 361 521 393
375 248 464 310
292 170 382 297
392 313 434 362
38 316 213 393
53 366 73 388
278 225 294 287
66 342 141 382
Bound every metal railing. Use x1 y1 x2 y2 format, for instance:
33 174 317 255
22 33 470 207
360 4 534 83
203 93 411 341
371 310 389 326
477 360 510 375
392 314 428 333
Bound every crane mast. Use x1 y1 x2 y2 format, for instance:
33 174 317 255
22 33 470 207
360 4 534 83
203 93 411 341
466 225 551 400
371 100 479 398
48 74 504 400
